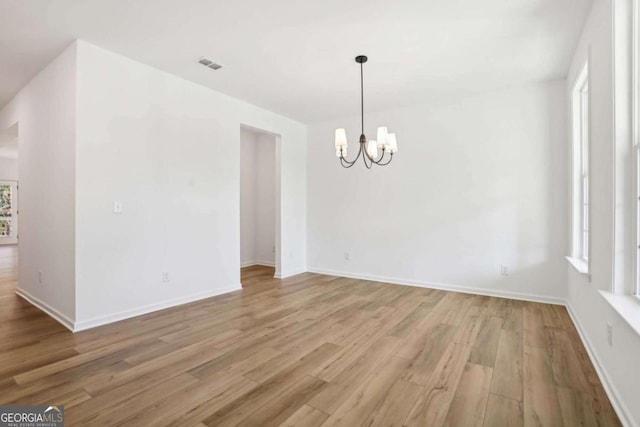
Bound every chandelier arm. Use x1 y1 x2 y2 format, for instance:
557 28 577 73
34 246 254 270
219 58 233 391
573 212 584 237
370 149 386 164
362 146 373 169
363 147 376 163
363 158 372 169
340 156 358 168
376 152 394 166
365 147 390 165
339 144 363 168
339 156 356 168
339 146 358 165
339 152 353 165
364 142 391 164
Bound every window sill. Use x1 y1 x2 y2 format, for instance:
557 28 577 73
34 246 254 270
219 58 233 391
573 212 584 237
599 291 640 337
566 256 591 278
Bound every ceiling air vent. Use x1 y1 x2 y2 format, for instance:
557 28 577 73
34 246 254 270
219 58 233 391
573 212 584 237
198 57 222 70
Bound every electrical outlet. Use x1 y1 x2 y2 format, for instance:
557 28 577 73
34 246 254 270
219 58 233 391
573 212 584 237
162 272 170 283
344 252 351 261
38 271 42 284
500 264 509 276
113 200 123 214
607 323 613 347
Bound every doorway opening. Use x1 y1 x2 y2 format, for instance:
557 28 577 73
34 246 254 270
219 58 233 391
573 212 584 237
240 125 279 286
0 181 18 244
0 123 18 246
0 123 19 303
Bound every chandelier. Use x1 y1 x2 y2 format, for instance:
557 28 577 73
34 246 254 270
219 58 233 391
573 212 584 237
335 55 398 169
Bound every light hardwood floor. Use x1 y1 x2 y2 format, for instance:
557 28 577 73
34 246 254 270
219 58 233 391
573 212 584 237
0 245 620 426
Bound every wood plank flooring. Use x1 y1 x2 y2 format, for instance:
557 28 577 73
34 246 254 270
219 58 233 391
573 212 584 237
0 246 621 426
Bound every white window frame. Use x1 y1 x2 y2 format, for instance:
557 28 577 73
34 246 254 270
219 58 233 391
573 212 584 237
568 62 590 275
601 0 640 342
634 0 640 298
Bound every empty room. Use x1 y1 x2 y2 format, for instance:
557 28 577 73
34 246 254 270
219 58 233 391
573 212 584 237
0 0 638 426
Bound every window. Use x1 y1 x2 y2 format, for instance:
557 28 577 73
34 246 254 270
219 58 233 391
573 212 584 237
0 181 17 241
603 0 640 332
579 79 590 262
569 62 590 273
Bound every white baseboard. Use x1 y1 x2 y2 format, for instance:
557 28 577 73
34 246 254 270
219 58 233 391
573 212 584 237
306 267 565 305
566 303 634 427
73 284 241 332
15 288 75 332
274 268 307 279
241 260 275 268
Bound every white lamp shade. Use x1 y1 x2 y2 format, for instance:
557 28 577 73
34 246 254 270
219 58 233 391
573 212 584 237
335 128 348 148
366 140 378 159
376 127 388 148
388 133 398 153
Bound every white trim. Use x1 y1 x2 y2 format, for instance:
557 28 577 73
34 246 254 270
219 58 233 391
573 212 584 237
599 290 640 337
566 302 635 427
612 0 638 296
571 60 591 263
633 0 640 298
15 288 75 332
274 268 307 279
239 124 283 282
73 284 241 332
306 267 565 305
566 256 592 278
241 260 275 268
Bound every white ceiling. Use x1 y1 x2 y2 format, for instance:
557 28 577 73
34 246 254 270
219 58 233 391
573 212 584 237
0 0 592 124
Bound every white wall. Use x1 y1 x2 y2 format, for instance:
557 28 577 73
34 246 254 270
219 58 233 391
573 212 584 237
308 81 568 303
0 157 18 180
74 41 306 328
566 1 640 425
240 128 258 265
240 129 276 267
0 43 77 328
255 134 276 265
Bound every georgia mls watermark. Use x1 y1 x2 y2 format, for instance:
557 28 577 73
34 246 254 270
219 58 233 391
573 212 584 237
0 406 64 427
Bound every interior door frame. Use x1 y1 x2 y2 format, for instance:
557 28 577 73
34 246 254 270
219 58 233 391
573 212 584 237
239 124 282 279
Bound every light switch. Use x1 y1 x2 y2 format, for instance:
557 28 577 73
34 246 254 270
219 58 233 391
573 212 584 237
113 200 123 214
